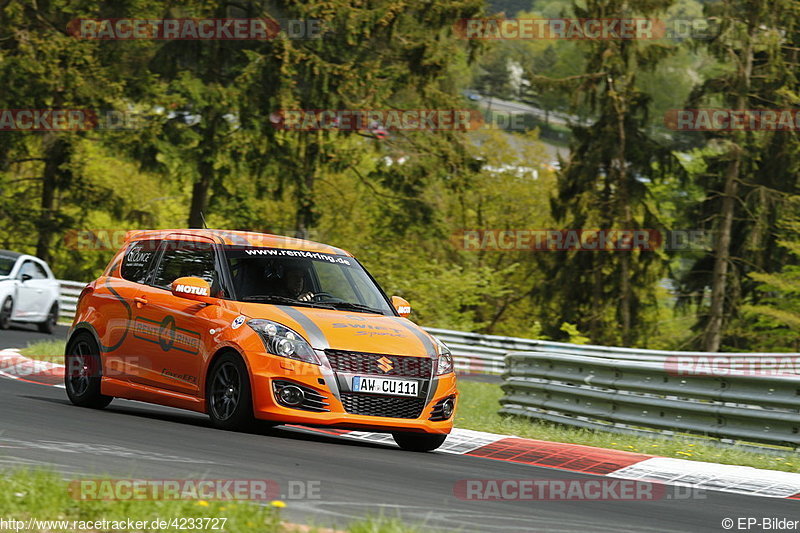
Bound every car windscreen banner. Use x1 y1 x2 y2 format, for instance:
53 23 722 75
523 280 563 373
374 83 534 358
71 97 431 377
226 246 353 266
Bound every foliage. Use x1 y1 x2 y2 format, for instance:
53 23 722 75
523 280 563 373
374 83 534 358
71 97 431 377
1 0 800 349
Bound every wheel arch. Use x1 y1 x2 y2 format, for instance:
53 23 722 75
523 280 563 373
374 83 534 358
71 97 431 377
204 346 253 402
66 322 102 352
0 282 15 301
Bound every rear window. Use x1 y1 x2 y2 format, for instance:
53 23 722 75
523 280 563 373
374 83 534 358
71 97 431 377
0 256 15 276
121 241 158 284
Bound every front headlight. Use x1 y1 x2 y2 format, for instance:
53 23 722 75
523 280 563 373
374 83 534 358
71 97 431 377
247 319 320 365
433 337 454 375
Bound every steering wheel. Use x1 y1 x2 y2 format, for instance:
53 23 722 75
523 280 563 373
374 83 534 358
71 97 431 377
311 292 338 302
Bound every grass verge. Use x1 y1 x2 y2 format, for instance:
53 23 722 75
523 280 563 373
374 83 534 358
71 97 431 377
0 469 430 533
19 339 65 362
455 380 800 473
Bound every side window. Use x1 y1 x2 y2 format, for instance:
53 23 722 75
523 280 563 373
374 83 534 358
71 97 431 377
121 241 158 284
349 271 385 309
152 240 217 290
32 262 48 279
20 261 47 280
313 261 358 301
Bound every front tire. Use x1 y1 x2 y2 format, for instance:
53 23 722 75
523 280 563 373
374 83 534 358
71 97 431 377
65 332 113 409
38 303 58 334
0 297 12 330
392 432 448 452
207 353 254 431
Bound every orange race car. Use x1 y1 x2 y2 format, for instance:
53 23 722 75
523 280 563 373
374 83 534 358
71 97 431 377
65 229 457 451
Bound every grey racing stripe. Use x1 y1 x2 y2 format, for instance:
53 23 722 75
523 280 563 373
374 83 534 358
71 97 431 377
390 318 437 356
273 305 340 400
274 305 330 349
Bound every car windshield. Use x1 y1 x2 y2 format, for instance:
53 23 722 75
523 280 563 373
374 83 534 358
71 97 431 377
223 246 394 315
0 256 15 277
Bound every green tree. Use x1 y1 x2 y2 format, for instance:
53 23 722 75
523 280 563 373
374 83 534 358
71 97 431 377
741 198 800 351
538 0 681 346
238 0 484 235
0 0 156 261
678 0 800 350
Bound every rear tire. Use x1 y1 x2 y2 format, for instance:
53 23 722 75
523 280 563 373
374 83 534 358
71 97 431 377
392 432 448 452
65 332 113 409
37 303 58 334
0 297 12 330
207 353 254 431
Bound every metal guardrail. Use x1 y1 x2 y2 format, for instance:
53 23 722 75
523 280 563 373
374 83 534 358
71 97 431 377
57 280 85 322
426 328 800 448
424 327 677 374
500 350 800 449
424 327 536 374
56 283 800 447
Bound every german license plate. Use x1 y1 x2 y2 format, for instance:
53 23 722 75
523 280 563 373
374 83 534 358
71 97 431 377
352 376 418 397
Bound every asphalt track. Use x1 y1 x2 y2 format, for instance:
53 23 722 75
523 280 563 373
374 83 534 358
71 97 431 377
1 327 797 531
1 322 70 349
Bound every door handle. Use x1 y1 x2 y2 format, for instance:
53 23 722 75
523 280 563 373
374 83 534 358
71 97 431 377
134 296 148 308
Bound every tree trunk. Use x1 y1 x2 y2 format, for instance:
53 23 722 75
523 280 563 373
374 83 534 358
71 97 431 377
609 76 632 344
295 136 320 237
186 8 225 229
704 152 740 351
187 111 219 229
36 135 69 262
188 171 212 228
703 34 753 352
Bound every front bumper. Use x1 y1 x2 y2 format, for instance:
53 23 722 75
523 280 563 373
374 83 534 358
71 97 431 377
246 349 458 434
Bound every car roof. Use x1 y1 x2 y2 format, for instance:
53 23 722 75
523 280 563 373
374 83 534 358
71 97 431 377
0 250 23 259
125 229 353 257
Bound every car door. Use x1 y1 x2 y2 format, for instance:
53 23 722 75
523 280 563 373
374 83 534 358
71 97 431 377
127 236 222 395
97 239 161 383
14 260 50 320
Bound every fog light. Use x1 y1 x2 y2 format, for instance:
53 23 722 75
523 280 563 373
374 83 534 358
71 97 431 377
442 398 455 419
278 385 305 406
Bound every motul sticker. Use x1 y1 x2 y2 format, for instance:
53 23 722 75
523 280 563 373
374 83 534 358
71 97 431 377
175 284 209 296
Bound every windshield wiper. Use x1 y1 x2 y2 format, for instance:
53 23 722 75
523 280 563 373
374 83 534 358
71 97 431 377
241 295 335 309
324 302 385 314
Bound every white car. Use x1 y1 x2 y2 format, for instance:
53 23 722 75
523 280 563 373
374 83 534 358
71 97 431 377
0 251 60 333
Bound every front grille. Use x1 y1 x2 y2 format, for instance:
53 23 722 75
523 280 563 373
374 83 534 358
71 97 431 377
340 393 425 419
325 350 433 378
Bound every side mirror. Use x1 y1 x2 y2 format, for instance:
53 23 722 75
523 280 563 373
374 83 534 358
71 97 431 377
171 277 218 304
20 273 32 283
391 296 411 317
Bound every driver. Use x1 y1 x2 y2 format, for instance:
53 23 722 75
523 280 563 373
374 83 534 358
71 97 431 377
281 266 314 302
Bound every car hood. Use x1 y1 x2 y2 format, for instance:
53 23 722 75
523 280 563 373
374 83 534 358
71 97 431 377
231 302 440 357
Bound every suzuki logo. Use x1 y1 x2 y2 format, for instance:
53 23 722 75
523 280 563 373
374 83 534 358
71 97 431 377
376 356 393 373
